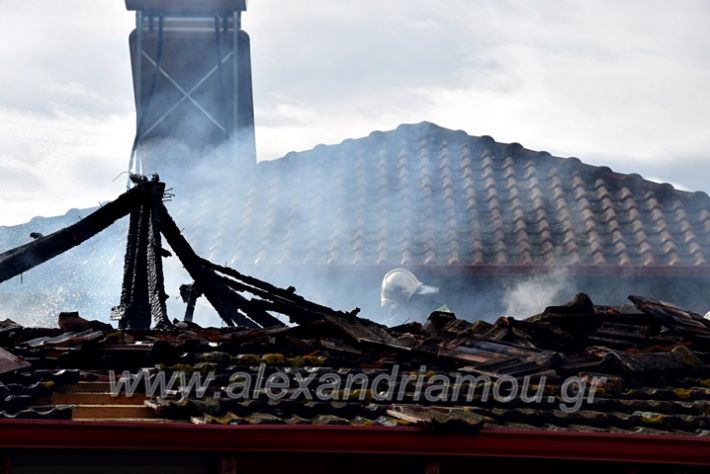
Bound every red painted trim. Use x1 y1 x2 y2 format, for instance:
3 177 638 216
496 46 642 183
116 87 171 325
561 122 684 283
1 420 710 466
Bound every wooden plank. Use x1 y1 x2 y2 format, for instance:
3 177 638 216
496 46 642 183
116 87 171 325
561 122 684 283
28 398 51 406
72 417 183 424
72 404 154 419
56 382 113 393
48 392 147 406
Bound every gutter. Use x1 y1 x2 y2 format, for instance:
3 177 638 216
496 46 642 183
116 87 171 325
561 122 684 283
1 421 710 466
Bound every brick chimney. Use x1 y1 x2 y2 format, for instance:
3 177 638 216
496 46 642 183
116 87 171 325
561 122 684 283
125 0 255 178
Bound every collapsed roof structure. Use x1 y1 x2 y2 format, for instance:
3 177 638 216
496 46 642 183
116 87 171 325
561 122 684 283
1 172 710 467
0 176 360 331
1 178 710 468
2 1 710 470
2 288 710 467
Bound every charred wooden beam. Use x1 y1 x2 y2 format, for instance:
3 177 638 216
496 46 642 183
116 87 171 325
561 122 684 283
179 283 201 323
208 273 285 327
157 202 271 328
0 182 155 285
248 298 334 326
204 259 360 321
211 272 327 325
179 277 280 328
111 178 170 330
160 209 346 327
147 190 170 327
210 280 282 328
110 196 151 329
116 195 142 318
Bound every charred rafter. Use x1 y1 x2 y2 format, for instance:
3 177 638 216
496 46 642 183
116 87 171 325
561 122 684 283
0 178 359 331
110 176 170 330
0 181 155 285
156 202 364 327
156 201 280 328
204 259 360 322
179 283 201 323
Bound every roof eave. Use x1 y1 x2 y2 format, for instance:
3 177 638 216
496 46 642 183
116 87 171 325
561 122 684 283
1 420 710 466
239 263 710 278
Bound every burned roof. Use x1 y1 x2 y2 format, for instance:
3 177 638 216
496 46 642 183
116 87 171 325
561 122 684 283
2 293 710 439
2 189 710 441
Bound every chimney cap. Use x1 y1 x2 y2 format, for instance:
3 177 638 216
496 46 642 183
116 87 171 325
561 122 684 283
125 0 246 13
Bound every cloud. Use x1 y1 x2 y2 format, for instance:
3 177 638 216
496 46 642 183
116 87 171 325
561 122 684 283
2 0 710 226
249 0 710 185
0 1 135 225
0 1 134 116
0 110 134 225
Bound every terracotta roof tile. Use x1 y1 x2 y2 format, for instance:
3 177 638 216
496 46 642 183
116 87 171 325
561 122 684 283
3 122 710 277
7 293 710 439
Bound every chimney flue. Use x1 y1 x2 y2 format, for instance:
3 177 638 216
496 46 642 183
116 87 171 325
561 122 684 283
126 0 255 179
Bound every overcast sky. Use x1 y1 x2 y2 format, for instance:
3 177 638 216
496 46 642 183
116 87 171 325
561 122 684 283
1 0 709 226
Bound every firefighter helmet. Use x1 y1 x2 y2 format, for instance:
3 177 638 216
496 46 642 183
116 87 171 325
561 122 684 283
380 268 439 310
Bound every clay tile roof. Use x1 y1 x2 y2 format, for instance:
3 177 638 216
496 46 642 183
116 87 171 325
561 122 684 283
3 122 710 280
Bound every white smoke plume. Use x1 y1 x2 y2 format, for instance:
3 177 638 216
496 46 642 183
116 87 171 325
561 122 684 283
502 269 570 319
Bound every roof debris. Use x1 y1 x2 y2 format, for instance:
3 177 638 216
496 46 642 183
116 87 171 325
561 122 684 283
1 292 710 438
0 347 31 376
1 178 710 436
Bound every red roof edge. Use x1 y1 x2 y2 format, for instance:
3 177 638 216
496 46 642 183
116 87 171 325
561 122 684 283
1 421 709 466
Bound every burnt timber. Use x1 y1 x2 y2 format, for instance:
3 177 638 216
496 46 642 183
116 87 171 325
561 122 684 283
0 177 354 330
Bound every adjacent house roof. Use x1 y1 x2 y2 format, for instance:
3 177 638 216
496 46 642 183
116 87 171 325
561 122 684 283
176 121 710 270
4 121 710 271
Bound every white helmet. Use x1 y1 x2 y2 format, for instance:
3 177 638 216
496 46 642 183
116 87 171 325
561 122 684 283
380 268 439 310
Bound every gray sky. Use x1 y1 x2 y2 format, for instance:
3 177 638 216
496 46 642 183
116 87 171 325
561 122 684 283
1 0 709 226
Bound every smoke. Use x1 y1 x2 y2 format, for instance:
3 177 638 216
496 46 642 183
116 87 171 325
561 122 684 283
502 269 570 318
4 120 710 329
3 8 710 329
5 113 710 329
132 135 372 327
0 3 707 325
